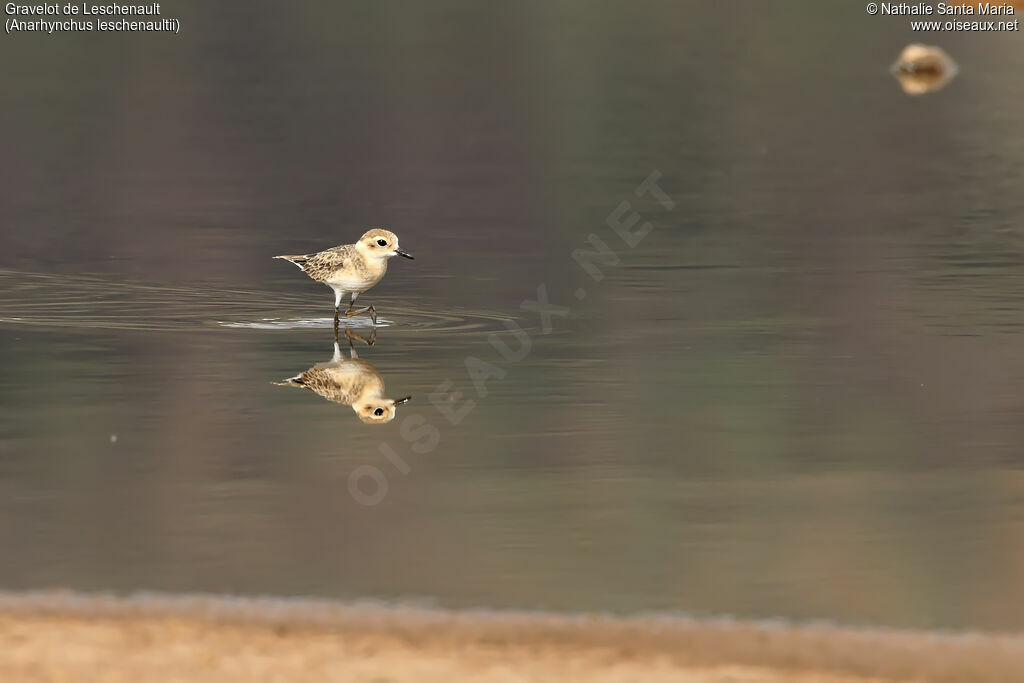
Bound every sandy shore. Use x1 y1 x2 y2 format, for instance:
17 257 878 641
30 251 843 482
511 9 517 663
0 592 1022 683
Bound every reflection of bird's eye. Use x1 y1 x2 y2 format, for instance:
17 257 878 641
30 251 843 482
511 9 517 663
374 408 384 416
376 239 387 246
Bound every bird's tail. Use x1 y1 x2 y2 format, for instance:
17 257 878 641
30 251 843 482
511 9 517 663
274 254 310 270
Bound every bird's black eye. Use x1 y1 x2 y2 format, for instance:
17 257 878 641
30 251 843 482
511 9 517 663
373 408 384 416
376 239 387 247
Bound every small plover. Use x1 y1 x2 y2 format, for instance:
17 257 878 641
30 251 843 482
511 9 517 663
275 330 410 424
275 228 414 326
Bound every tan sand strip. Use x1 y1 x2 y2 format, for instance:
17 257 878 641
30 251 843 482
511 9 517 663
0 591 1021 683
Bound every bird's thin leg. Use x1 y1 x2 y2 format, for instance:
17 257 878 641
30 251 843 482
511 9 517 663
344 293 377 326
333 289 344 330
344 305 377 326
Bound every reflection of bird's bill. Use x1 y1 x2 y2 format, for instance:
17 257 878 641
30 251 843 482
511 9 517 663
393 396 412 405
395 249 415 260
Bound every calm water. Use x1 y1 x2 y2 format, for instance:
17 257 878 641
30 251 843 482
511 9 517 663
2 3 1024 632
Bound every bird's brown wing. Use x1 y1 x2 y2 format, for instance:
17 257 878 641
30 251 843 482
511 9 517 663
298 246 354 282
275 245 354 282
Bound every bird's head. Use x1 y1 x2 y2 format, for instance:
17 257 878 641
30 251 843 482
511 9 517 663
357 228 414 260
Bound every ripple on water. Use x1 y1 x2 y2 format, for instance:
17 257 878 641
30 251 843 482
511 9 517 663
0 270 517 335
218 306 517 334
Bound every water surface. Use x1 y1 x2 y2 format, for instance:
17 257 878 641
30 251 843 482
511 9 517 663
2 2 1024 632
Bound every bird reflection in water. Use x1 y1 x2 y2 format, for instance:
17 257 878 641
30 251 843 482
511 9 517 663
275 329 411 424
